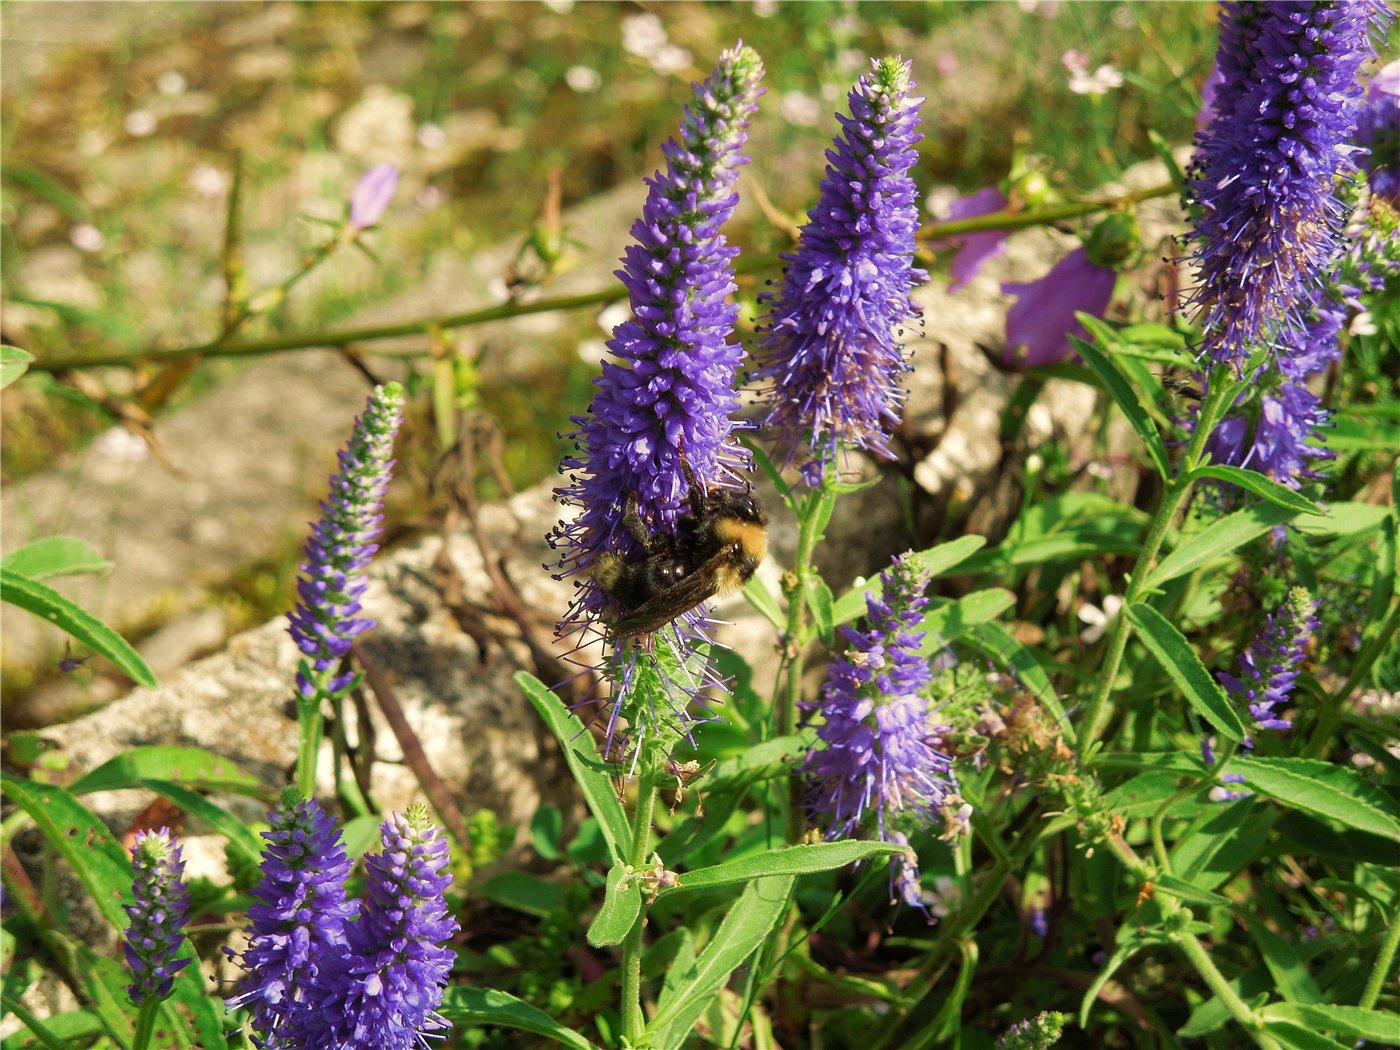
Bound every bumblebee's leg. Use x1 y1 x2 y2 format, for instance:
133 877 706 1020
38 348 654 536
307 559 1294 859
678 448 705 520
622 492 656 552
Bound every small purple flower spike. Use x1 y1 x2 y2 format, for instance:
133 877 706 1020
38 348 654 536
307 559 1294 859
1218 587 1320 744
754 56 926 484
803 552 957 913
123 828 192 1005
295 806 459 1050
1357 59 1400 202
1000 247 1116 369
287 383 404 699
226 788 355 1048
996 1011 1067 1050
933 186 1008 292
349 164 400 229
1185 1 1387 371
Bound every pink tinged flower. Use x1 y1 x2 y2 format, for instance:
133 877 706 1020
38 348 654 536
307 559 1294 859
1196 61 1224 134
349 164 400 229
932 187 1009 292
1000 247 1116 369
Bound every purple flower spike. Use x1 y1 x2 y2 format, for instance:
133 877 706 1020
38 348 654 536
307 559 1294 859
1218 587 1320 743
1358 59 1400 202
123 828 192 1004
933 186 1008 291
226 788 354 1048
298 806 459 1050
349 164 400 229
754 56 926 483
1185 1 1387 371
1000 247 1116 369
288 383 404 698
803 553 957 912
550 39 763 726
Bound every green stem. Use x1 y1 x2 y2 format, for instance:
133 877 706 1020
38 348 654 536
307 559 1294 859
1307 602 1400 758
1150 738 1238 873
1360 905 1400 1009
1078 370 1235 748
621 772 659 1044
131 999 159 1050
1173 930 1283 1050
295 691 325 801
30 184 1176 373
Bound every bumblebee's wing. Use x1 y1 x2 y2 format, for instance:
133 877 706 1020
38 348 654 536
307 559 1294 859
609 549 727 639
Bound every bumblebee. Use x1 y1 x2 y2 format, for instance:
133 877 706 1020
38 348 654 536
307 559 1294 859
591 463 767 640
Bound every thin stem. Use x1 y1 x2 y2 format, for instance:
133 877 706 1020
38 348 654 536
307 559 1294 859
1360 906 1400 1009
30 183 1176 373
1150 738 1238 873
621 772 659 1044
1173 930 1283 1050
1078 370 1235 748
131 999 159 1050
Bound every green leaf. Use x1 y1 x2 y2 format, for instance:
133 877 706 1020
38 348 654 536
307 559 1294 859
1291 501 1389 537
0 346 34 390
1259 1003 1400 1044
1171 800 1276 892
804 575 835 644
1230 757 1400 839
1125 603 1247 742
531 805 563 861
1 776 226 1048
130 779 264 872
832 536 986 626
742 574 784 631
667 841 903 895
1145 503 1299 589
1 536 113 580
737 435 794 512
42 932 137 1049
517 672 629 864
1069 332 1171 479
70 746 268 798
476 872 567 918
645 875 795 1048
1185 466 1323 514
0 568 157 687
0 993 77 1050
439 987 599 1050
1240 912 1323 1004
918 589 1015 654
1264 1021 1354 1050
1275 810 1400 867
1151 874 1230 908
586 863 642 948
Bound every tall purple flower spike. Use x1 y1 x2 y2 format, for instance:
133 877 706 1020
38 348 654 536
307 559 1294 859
803 552 957 912
1185 1 1386 372
754 56 926 484
226 789 354 1048
551 44 764 627
1218 587 1320 743
123 828 192 1005
295 806 459 1050
287 382 404 698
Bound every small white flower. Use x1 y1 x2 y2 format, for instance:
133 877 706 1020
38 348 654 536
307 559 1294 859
597 300 632 334
541 0 573 10
577 338 610 367
1349 310 1377 337
752 0 778 15
565 65 601 93
1078 594 1124 644
416 123 447 150
156 70 186 96
415 185 444 209
779 90 821 128
621 13 668 58
125 109 157 137
650 44 692 76
70 223 105 253
1069 64 1125 96
926 876 960 919
188 163 228 198
94 427 149 462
